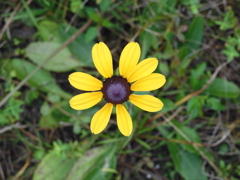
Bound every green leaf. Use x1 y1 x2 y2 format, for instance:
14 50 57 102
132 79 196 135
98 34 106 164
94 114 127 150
215 6 237 30
33 150 75 180
167 142 181 171
40 102 51 116
171 120 215 162
221 43 239 61
85 7 115 28
158 62 169 76
38 20 61 42
172 120 202 153
178 45 189 61
205 78 240 99
190 62 207 89
140 31 158 60
99 0 112 12
6 59 71 99
20 0 39 30
162 31 175 59
186 96 205 120
2 9 46 21
70 0 83 13
179 149 207 180
162 41 174 59
140 31 152 60
58 25 95 67
159 124 211 180
185 16 203 51
26 42 81 72
39 113 59 128
181 0 199 14
168 143 207 180
177 46 192 76
135 138 151 150
206 97 226 111
25 89 39 105
67 146 116 180
84 26 98 43
160 98 175 112
0 98 24 125
39 101 75 128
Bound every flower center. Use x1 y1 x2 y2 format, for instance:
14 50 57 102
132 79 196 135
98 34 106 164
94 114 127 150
102 76 131 104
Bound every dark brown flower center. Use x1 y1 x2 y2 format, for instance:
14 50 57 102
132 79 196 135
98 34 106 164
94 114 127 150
102 76 131 104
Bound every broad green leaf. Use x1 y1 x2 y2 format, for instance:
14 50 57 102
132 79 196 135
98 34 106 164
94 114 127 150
162 31 174 59
158 62 169 76
39 20 61 42
178 46 188 61
172 120 215 163
80 150 116 180
33 150 75 180
40 102 51 116
205 78 240 99
179 149 207 180
84 26 98 43
168 143 207 180
162 41 174 59
158 122 211 180
172 120 202 153
26 42 81 72
58 25 95 67
85 7 115 28
160 98 175 112
70 0 83 13
140 31 158 60
190 62 207 89
99 0 112 12
186 96 205 120
67 146 116 180
185 16 203 51
6 59 71 99
206 97 226 111
25 89 39 105
140 31 152 60
177 46 192 76
167 142 181 171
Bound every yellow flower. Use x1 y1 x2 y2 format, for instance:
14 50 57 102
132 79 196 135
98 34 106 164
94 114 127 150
68 42 166 136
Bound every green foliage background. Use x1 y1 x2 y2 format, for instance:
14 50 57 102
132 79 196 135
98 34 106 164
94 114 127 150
0 0 240 180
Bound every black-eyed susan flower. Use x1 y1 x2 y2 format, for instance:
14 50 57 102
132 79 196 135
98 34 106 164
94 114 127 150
68 42 166 136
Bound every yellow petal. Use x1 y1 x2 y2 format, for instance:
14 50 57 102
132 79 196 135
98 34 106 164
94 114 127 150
90 103 113 134
68 72 103 91
119 42 140 78
92 42 113 78
127 58 158 83
69 92 103 110
116 104 133 136
131 73 166 91
129 94 163 112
